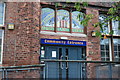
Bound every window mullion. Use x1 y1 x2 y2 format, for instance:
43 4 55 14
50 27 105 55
109 20 114 61
109 38 112 61
70 9 72 33
54 7 57 32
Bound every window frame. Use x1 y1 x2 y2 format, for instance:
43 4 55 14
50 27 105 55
99 13 120 61
41 4 86 34
0 29 4 64
100 38 111 61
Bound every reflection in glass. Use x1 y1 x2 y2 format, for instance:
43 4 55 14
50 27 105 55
0 30 3 38
72 11 84 28
57 10 69 28
72 11 84 33
113 39 120 61
41 8 55 30
0 3 4 25
112 20 120 35
100 39 110 61
99 14 109 34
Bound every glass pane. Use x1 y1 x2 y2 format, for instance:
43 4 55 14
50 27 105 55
114 45 117 51
101 45 104 50
0 30 2 38
0 3 4 13
72 11 84 33
101 58 105 61
41 8 54 31
106 52 109 57
0 3 4 25
57 9 70 32
100 39 109 45
106 45 109 50
112 20 120 35
101 51 105 57
0 13 3 18
114 52 118 57
106 58 110 61
113 39 120 51
99 14 109 34
114 58 118 61
100 39 110 61
113 39 120 61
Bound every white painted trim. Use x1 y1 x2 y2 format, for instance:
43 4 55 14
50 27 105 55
0 2 5 26
109 39 112 61
40 31 87 37
0 30 4 64
108 21 110 33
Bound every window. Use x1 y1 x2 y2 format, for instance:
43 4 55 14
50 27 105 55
41 7 84 33
0 30 4 64
0 3 5 26
100 39 110 61
41 8 55 31
57 9 70 32
99 14 109 34
72 11 84 32
99 14 120 61
113 39 120 61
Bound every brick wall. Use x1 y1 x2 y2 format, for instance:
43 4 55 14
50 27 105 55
86 8 101 78
2 2 104 78
7 69 40 78
3 2 40 66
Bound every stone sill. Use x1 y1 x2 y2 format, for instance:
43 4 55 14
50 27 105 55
40 31 87 37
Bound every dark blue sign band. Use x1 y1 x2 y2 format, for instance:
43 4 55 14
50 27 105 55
40 39 86 46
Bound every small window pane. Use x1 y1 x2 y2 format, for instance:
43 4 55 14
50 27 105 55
114 52 118 57
106 45 109 50
114 45 117 51
106 52 109 57
0 13 3 18
101 45 104 50
101 51 105 57
101 58 105 61
106 58 110 61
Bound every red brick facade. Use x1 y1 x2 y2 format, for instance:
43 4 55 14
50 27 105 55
1 2 115 78
3 2 40 66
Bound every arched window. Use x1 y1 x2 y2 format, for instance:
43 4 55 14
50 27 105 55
57 9 70 32
72 11 84 33
41 8 55 31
